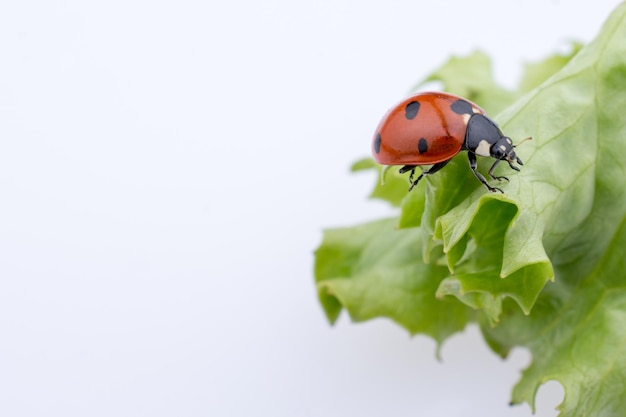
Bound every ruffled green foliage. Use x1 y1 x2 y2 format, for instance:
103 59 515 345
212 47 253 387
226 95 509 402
314 4 626 415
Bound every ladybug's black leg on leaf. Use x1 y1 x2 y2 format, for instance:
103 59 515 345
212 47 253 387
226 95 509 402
402 160 450 191
468 153 503 193
488 160 509 182
408 169 416 185
399 165 416 179
399 165 419 191
507 160 521 171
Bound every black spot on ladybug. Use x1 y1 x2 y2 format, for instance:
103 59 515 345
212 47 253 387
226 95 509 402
450 100 474 115
418 137 428 153
374 133 382 153
405 101 420 120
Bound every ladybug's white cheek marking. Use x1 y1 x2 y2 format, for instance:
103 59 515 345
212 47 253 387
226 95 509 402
475 140 491 156
472 107 481 114
461 114 471 125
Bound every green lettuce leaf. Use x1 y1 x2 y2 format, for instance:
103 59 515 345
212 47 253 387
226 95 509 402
314 3 626 415
314 218 473 347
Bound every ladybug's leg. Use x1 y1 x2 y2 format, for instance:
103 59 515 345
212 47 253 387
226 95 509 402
402 161 450 191
399 165 418 190
468 153 504 193
508 159 522 170
399 165 416 177
488 160 509 182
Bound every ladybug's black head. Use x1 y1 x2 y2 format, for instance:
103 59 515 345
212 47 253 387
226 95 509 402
491 137 523 170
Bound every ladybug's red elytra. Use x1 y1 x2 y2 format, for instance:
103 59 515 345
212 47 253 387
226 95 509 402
372 92 529 193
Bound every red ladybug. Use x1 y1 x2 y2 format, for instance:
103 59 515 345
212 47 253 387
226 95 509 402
372 92 528 193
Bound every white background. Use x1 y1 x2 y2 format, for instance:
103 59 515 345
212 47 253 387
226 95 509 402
0 1 620 416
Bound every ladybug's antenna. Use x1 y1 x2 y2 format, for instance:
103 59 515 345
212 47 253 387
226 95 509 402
514 137 533 148
510 137 531 166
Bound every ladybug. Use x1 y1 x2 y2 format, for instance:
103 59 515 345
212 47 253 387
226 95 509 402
372 92 528 193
